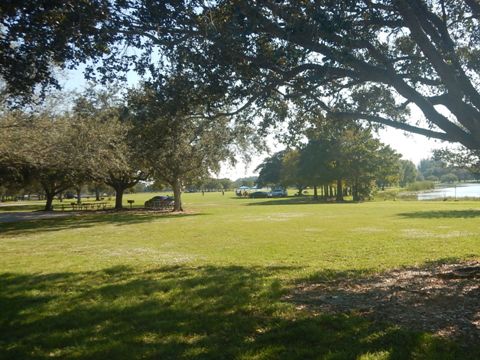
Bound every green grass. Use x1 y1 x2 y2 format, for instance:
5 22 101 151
1 193 479 359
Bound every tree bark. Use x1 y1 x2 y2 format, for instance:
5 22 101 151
313 185 318 200
44 191 55 211
172 179 183 212
76 187 82 205
95 187 100 201
352 180 359 202
114 187 125 210
336 179 344 202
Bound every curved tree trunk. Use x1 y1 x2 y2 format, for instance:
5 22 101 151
172 179 183 212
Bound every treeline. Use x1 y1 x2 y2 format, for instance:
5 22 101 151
417 158 479 183
0 80 251 211
256 124 420 201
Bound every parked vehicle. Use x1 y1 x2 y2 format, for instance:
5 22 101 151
249 191 269 198
144 195 174 208
268 188 288 198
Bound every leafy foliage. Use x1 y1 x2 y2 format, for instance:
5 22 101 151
4 1 480 150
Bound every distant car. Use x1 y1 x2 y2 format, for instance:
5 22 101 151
64 192 75 199
249 191 269 198
268 189 288 198
144 195 174 208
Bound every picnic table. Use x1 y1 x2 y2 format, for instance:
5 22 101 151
68 202 109 211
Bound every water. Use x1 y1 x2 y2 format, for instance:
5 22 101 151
417 183 480 200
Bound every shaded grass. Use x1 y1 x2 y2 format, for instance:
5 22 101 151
0 204 46 212
1 193 480 358
398 209 480 219
0 211 205 236
1 265 476 360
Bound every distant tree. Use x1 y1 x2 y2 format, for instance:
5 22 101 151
87 182 111 201
418 158 449 179
425 175 439 182
218 178 233 191
233 177 257 188
339 127 389 201
440 173 459 184
298 139 335 199
281 149 306 195
298 124 399 201
376 146 402 190
399 160 418 187
433 147 480 179
255 151 286 187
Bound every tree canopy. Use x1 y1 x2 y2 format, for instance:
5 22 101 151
126 80 238 211
3 1 480 150
0 97 129 210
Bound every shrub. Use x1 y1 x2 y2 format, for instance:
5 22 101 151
406 181 435 191
440 173 458 183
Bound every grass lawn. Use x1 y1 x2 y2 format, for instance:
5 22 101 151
1 193 479 359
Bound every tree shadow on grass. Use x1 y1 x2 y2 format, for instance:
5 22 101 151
1 264 476 359
398 209 480 219
0 203 45 212
289 258 480 357
246 197 354 206
0 212 205 237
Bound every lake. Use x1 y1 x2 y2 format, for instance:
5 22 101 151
417 183 480 200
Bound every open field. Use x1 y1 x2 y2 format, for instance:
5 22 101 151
1 193 480 359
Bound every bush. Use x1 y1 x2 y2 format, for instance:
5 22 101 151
440 173 458 183
425 175 439 182
406 181 435 191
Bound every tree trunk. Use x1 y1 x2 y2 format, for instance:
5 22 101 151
172 179 183 212
76 187 82 205
114 187 124 210
44 191 55 211
352 180 359 202
95 187 100 201
336 179 344 202
313 185 318 200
